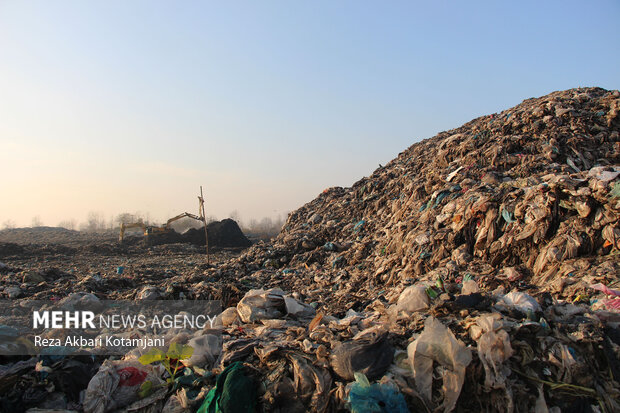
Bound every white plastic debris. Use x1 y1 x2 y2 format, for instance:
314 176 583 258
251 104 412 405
470 313 513 389
394 285 429 315
497 291 541 313
407 317 472 412
236 288 286 323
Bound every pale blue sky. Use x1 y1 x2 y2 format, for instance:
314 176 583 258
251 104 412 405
1 1 618 227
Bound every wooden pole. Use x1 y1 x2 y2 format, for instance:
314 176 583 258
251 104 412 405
199 186 210 265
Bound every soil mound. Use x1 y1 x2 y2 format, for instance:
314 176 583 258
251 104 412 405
184 218 252 249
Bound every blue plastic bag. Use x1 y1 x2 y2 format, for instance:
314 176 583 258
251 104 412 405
347 373 409 413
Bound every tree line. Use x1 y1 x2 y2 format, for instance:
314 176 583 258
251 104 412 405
2 210 288 239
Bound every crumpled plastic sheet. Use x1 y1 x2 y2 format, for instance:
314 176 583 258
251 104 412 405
236 288 316 323
394 284 429 315
347 372 409 413
470 313 513 389
83 359 162 413
183 334 223 369
590 283 620 311
407 317 472 413
286 352 332 412
283 295 316 319
496 291 541 314
330 329 394 381
236 288 286 323
461 279 480 295
256 348 332 412
590 283 620 297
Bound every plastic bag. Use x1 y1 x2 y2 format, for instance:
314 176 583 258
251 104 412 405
236 289 286 323
394 285 429 315
283 296 316 319
217 307 239 326
331 329 394 381
347 372 409 413
162 392 191 413
470 314 513 389
287 352 332 412
590 283 620 311
236 288 315 323
407 317 472 413
137 286 161 300
497 291 541 314
59 292 102 311
83 359 162 413
162 385 210 413
183 334 222 369
461 280 479 295
590 283 620 297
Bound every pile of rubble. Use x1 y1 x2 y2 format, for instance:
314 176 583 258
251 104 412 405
1 87 619 412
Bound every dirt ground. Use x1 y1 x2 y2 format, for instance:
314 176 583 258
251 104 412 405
0 227 118 247
0 227 245 303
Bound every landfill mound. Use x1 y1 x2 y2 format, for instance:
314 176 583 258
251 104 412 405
1 87 619 412
251 87 620 304
208 87 620 412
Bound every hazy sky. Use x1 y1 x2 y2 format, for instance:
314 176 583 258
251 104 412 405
1 1 619 228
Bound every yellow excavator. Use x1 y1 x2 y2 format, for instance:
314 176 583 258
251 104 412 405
118 212 204 242
118 187 210 263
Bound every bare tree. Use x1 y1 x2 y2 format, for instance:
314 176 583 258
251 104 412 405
229 210 240 222
259 217 273 232
115 213 139 225
241 215 284 240
31 216 42 227
57 219 76 230
80 211 106 232
2 219 15 230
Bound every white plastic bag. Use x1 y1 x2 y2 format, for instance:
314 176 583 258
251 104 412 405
236 288 286 323
395 285 429 314
470 313 513 389
407 317 472 413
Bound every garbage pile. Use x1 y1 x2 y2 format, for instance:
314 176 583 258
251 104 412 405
204 87 620 411
1 87 619 412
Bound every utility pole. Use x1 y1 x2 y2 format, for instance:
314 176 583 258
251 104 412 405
199 186 209 264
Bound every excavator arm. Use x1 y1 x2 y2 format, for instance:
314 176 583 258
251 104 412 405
165 212 203 228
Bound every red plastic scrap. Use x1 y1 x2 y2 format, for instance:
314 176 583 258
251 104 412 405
117 367 147 387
